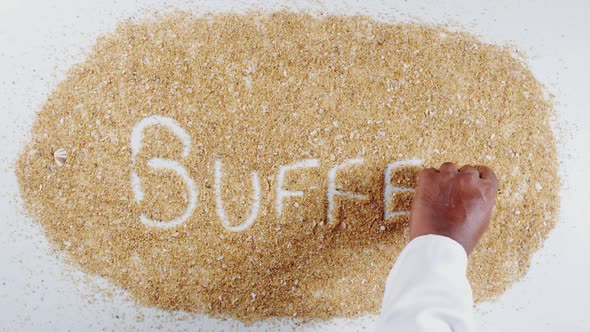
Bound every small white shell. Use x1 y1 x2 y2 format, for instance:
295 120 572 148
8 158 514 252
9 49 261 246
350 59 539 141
54 148 67 167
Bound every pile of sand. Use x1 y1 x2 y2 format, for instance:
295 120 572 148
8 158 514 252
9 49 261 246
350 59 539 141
16 12 559 322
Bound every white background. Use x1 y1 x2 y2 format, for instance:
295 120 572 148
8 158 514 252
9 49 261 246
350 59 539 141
1 0 589 331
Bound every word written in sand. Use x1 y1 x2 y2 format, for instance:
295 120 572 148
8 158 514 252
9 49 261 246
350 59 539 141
130 115 422 231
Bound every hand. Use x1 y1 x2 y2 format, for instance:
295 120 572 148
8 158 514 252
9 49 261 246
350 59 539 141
409 162 499 255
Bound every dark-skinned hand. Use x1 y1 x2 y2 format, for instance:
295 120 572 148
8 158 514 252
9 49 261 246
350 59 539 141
409 162 499 255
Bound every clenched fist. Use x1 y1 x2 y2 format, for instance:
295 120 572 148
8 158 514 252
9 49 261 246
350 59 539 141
410 162 499 255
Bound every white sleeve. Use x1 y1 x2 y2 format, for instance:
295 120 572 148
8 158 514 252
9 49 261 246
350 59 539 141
375 234 476 332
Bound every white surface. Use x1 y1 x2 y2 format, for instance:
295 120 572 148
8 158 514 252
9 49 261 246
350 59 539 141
1 0 589 331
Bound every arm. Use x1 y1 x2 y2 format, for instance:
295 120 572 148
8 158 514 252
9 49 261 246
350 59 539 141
376 235 474 332
376 163 498 332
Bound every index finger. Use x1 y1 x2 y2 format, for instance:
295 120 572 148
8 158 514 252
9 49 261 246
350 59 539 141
476 165 498 183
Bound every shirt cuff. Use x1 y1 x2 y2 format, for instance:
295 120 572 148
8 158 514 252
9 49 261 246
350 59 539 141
400 234 469 272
